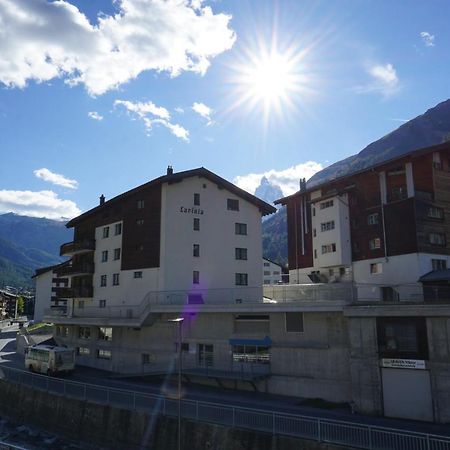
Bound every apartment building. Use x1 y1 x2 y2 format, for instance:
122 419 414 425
276 141 450 301
273 141 450 424
262 258 283 285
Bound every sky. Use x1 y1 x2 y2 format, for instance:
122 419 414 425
0 0 449 220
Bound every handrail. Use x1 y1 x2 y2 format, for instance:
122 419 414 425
1 365 449 450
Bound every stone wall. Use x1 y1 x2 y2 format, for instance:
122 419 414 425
0 379 344 450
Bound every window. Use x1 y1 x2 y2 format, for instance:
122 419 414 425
263 262 270 267
313 228 316 237
381 287 399 302
142 354 151 364
193 271 200 284
137 200 145 209
321 243 336 254
235 273 248 286
369 238 381 250
320 200 334 210
102 226 109 238
235 223 247 235
194 193 200 206
97 349 111 360
432 259 447 270
78 327 91 339
193 218 200 231
427 207 444 219
101 250 108 262
263 270 270 276
234 315 269 334
368 213 379 225
232 345 269 364
235 248 247 260
136 219 144 226
227 198 239 211
429 232 446 246
273 271 280 275
112 273 119 286
198 344 214 367
193 244 200 257
114 223 122 235
98 327 112 341
181 343 189 352
99 300 106 308
314 249 317 258
320 221 335 232
100 275 107 287
285 312 304 332
114 248 121 260
377 317 428 360
370 263 382 274
134 271 143 278
77 347 90 355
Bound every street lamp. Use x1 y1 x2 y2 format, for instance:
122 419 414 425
168 317 184 450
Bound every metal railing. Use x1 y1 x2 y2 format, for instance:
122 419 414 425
0 366 449 450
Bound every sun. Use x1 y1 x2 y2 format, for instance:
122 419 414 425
228 42 311 124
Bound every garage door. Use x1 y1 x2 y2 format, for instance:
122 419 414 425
382 368 433 422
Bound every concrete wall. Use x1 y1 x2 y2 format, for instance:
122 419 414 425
0 380 342 450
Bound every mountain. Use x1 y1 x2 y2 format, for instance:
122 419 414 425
308 99 450 188
255 176 283 206
262 207 288 267
0 213 71 287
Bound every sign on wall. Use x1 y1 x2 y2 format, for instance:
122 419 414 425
381 358 426 370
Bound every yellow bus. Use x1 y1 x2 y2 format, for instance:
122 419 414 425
25 345 75 375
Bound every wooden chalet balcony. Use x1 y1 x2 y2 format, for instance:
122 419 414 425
53 286 94 299
56 262 95 277
60 239 95 257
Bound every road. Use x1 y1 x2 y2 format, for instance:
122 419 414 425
1 324 450 439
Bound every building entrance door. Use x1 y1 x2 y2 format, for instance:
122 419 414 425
381 368 433 421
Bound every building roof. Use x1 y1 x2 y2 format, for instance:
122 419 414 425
67 167 276 227
32 262 66 279
263 257 283 268
419 269 450 283
275 141 450 206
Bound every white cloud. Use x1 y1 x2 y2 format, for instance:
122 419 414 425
234 162 323 197
88 111 103 121
354 63 399 98
0 0 236 96
192 102 214 125
0 190 81 220
420 31 435 47
34 168 79 189
115 99 189 141
175 107 184 114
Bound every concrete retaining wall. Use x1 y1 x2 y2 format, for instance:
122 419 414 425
0 380 343 450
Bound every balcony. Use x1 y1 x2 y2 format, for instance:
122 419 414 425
56 262 95 277
53 286 94 299
60 239 95 257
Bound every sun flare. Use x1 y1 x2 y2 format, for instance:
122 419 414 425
227 41 313 125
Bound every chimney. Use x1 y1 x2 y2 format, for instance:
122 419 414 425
299 178 306 192
167 165 174 175
99 194 105 205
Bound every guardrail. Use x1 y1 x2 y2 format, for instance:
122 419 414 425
1 366 449 450
0 441 28 450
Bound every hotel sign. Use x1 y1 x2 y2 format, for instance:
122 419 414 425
179 206 204 215
381 359 426 370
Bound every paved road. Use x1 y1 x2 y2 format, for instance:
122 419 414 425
1 325 450 439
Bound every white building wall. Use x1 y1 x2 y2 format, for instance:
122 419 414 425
353 252 450 301
312 194 351 271
263 259 283 285
33 270 53 322
93 220 160 308
159 176 263 302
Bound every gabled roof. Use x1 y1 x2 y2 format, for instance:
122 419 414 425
67 167 276 227
275 141 450 206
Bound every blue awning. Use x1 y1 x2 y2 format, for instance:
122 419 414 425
229 336 272 346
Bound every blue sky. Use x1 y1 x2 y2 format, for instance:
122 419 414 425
0 0 449 219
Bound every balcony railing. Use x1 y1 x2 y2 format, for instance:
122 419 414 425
60 239 95 256
56 262 95 277
53 286 94 299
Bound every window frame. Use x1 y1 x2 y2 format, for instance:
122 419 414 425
102 226 109 238
235 247 248 260
235 273 248 286
227 198 239 211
